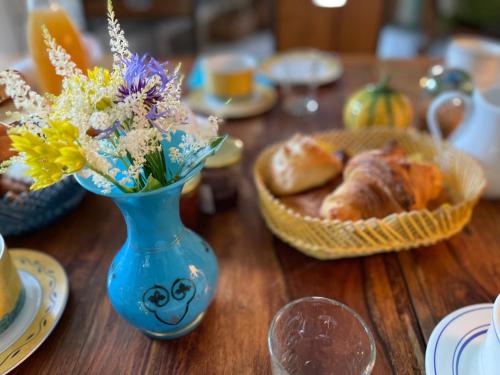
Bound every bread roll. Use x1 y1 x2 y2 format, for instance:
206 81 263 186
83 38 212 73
268 134 343 196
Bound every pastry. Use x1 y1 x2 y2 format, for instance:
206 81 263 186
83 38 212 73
319 141 443 221
268 134 343 196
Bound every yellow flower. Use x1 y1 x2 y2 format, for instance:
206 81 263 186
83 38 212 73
87 67 113 110
9 120 86 190
57 146 86 172
95 96 113 111
44 119 80 147
87 67 111 85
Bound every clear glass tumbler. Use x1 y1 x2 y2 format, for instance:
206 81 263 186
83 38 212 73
268 297 376 375
279 50 321 116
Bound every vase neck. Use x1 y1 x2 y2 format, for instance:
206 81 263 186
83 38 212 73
113 185 184 252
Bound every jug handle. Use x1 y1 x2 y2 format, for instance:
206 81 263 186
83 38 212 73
426 91 473 141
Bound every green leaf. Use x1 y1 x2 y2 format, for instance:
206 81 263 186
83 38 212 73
210 135 227 154
140 175 162 192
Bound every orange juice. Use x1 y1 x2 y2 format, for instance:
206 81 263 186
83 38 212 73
27 1 88 94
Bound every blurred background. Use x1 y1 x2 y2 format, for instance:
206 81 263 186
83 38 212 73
1 0 500 60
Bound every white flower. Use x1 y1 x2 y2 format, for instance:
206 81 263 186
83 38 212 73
43 26 81 78
90 172 112 193
89 111 112 130
0 70 48 112
83 140 113 175
107 0 131 67
183 113 221 144
169 147 183 163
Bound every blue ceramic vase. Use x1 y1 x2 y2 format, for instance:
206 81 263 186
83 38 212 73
76 166 218 339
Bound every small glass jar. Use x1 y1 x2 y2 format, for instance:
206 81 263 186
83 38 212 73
180 172 201 229
200 137 243 214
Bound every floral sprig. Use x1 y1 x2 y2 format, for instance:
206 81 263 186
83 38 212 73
42 26 81 78
107 0 131 67
0 70 48 113
0 1 223 194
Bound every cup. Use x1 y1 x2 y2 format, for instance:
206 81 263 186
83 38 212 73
445 36 500 89
268 296 376 375
0 234 24 334
202 53 256 100
480 295 500 374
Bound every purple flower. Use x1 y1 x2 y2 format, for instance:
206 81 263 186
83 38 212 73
96 120 122 139
117 53 170 107
146 105 168 133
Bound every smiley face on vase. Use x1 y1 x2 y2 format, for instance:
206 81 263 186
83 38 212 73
142 279 197 326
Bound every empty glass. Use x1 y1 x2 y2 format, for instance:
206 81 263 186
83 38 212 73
278 50 321 116
268 297 376 375
282 83 319 116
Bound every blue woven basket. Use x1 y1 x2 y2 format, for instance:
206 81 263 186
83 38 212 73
0 177 85 236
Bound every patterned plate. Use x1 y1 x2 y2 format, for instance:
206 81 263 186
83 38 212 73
0 249 68 374
425 303 493 375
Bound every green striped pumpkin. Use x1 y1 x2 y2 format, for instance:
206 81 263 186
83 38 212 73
343 76 413 129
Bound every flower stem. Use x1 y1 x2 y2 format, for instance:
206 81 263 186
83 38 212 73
87 165 134 194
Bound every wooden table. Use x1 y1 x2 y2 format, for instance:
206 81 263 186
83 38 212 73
5 56 500 374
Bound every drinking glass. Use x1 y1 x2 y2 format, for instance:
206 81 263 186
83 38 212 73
281 83 319 116
27 0 88 94
268 297 376 375
279 51 321 116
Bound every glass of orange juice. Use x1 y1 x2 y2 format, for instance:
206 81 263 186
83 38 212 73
27 0 89 94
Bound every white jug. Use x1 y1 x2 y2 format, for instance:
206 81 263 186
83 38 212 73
427 86 500 198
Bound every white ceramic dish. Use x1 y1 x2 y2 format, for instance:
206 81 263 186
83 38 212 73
426 303 494 375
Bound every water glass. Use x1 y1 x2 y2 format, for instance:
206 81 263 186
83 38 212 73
279 52 321 116
281 84 319 116
268 297 376 375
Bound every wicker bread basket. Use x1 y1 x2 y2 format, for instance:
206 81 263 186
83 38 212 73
254 128 486 260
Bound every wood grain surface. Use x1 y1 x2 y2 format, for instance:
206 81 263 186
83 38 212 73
4 56 500 375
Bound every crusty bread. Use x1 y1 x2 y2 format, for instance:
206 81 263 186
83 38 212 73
268 134 343 196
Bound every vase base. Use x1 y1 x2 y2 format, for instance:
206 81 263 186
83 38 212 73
142 312 206 340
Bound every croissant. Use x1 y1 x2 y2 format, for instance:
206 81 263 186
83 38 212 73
319 142 443 221
268 134 343 196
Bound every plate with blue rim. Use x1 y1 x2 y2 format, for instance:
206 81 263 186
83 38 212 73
425 303 493 375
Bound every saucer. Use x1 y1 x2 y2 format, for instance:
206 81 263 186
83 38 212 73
0 249 68 374
259 49 343 86
425 303 493 375
187 83 277 119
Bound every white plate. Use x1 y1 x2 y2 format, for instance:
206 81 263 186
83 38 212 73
259 49 343 86
0 249 69 375
187 83 277 119
426 303 493 375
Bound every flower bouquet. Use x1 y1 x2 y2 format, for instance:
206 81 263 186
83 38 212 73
0 7 223 193
0 1 223 339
